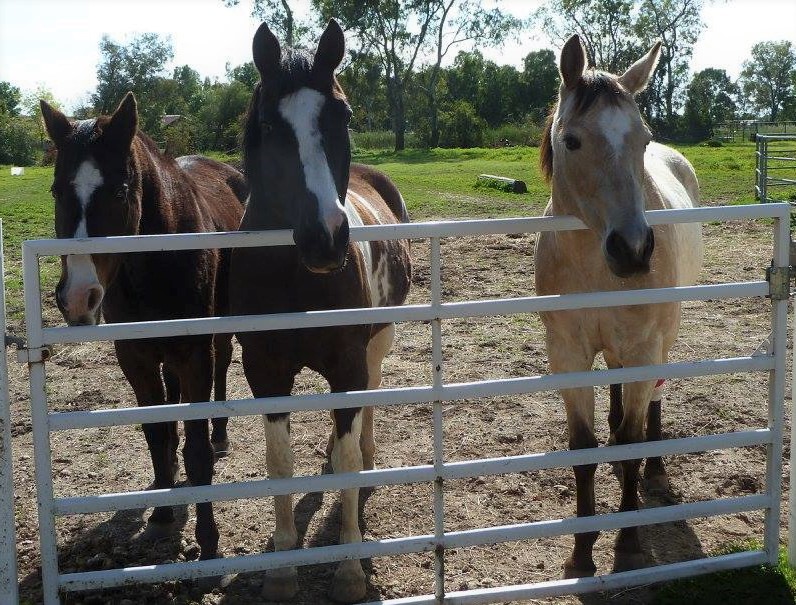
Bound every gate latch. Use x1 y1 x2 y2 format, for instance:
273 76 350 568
766 265 792 301
15 345 52 364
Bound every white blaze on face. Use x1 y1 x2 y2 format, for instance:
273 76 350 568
278 87 345 237
64 158 104 313
597 106 633 155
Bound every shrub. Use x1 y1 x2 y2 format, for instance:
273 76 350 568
164 118 198 157
439 101 485 148
0 116 39 166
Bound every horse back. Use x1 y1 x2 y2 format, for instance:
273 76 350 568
176 155 247 232
644 142 703 286
346 166 412 311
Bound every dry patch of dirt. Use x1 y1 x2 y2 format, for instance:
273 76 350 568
6 218 789 604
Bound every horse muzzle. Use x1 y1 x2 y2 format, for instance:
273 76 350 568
604 227 654 278
294 216 350 274
56 281 104 326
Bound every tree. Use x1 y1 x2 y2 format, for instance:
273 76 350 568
226 61 260 90
223 0 310 47
635 0 703 132
0 82 21 116
683 68 738 140
22 85 60 147
739 40 796 122
93 33 174 134
338 51 390 131
421 0 521 147
521 49 558 121
536 0 640 74
314 0 439 151
196 80 251 151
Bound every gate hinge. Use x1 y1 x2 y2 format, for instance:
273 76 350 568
16 346 52 364
766 265 792 300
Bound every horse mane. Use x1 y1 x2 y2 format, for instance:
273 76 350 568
540 70 624 184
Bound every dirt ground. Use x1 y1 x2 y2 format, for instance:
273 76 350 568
5 215 791 604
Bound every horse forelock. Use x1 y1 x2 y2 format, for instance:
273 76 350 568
540 71 627 183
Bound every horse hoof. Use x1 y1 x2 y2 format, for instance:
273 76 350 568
262 567 298 601
330 562 366 603
212 439 230 460
613 550 646 573
563 557 596 579
147 506 175 527
642 473 670 495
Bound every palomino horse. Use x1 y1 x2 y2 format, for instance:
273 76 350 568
41 94 246 562
229 20 411 603
535 35 703 577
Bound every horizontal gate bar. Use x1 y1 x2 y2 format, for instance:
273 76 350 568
359 550 768 605
54 429 769 515
23 203 791 256
49 355 773 431
41 281 768 344
58 494 767 592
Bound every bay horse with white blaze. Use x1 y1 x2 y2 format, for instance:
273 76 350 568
535 36 704 577
228 20 411 603
41 93 246 562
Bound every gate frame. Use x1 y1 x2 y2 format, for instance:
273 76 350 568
0 221 20 604
19 203 792 605
755 133 796 203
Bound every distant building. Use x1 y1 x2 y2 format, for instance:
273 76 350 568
161 115 181 127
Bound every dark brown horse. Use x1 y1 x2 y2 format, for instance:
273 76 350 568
229 21 411 603
40 93 246 562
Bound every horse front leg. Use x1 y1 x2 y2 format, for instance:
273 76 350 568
548 334 599 579
325 345 370 603
562 386 599 578
643 379 669 493
210 333 233 458
115 342 178 526
174 344 218 561
613 378 656 572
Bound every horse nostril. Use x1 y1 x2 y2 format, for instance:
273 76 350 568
86 285 103 313
643 228 655 262
605 230 629 261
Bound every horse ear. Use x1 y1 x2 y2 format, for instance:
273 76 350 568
560 34 587 90
40 100 72 147
103 92 138 150
313 19 345 78
253 21 281 81
618 41 662 95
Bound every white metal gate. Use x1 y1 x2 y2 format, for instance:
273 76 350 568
0 221 20 604
16 203 792 604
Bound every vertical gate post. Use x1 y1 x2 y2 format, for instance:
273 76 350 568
766 212 789 565
0 221 20 603
430 237 445 604
22 243 60 604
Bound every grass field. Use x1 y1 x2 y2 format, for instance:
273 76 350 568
1 140 794 602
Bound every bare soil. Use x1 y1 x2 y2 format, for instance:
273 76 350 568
6 217 790 605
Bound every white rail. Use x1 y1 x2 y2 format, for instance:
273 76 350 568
20 203 791 605
0 221 19 604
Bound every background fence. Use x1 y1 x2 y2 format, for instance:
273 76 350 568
756 134 796 205
7 202 793 604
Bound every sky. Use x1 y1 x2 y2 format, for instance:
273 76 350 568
1 0 795 113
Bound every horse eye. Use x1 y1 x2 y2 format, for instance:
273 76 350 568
564 134 581 151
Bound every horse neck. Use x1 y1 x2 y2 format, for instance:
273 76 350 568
130 135 185 234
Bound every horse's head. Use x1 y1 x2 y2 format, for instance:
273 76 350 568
542 35 662 278
245 19 352 273
41 93 140 325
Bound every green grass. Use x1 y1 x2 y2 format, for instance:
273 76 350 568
654 542 796 605
0 139 782 322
